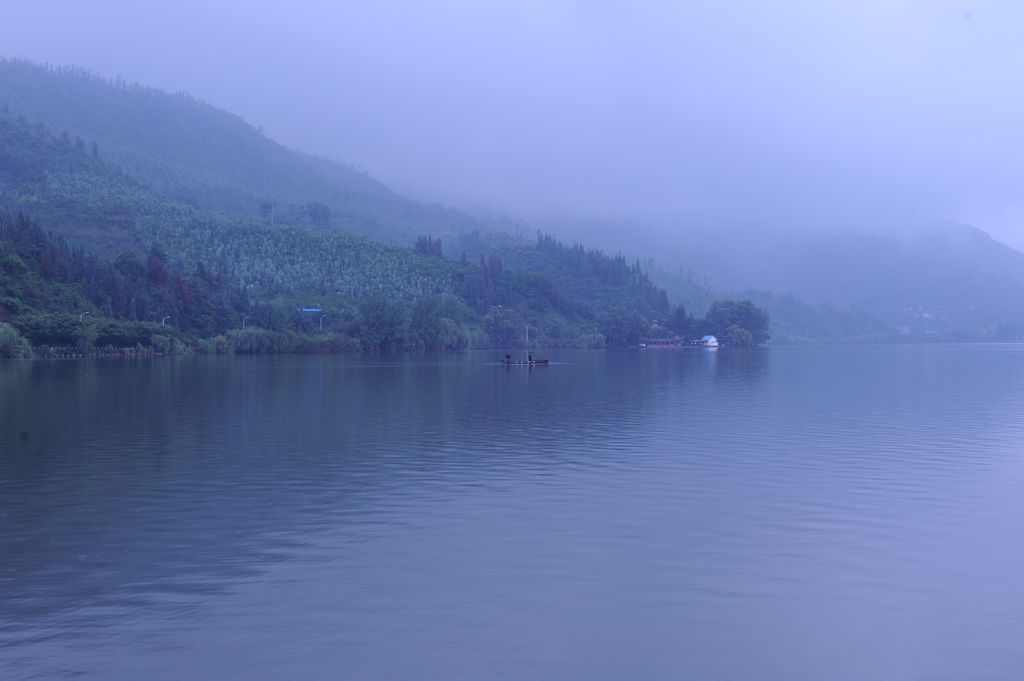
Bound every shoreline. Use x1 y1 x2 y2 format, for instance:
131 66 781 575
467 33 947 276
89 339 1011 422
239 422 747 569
6 339 1023 363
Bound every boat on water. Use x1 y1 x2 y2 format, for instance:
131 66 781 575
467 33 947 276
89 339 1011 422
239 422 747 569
639 335 720 350
639 338 683 349
502 325 550 365
502 357 550 366
683 335 720 349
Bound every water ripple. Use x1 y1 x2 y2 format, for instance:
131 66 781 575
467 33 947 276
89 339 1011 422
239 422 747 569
3 346 1024 680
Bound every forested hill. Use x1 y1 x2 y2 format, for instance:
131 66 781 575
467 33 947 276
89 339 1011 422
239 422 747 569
0 111 455 299
457 231 670 319
0 59 777 355
0 209 677 355
0 107 684 353
0 58 481 245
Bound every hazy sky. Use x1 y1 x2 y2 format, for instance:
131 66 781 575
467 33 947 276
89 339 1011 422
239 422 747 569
6 1 1024 246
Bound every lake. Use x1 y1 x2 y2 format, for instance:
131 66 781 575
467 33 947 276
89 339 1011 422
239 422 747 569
2 346 1024 680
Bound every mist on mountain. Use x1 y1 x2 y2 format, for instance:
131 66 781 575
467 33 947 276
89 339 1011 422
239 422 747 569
4 1 1024 343
6 1 1024 247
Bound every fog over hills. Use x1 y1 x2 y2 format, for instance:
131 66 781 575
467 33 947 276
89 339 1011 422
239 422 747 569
1 60 691 353
0 60 480 247
4 1 1024 343
4 55 1024 343
6 1 1024 248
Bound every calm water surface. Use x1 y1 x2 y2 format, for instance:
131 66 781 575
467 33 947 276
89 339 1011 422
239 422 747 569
2 346 1024 680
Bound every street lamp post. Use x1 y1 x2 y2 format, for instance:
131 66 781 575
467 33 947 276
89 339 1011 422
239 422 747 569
319 314 327 330
161 315 170 326
79 311 90 323
243 314 252 329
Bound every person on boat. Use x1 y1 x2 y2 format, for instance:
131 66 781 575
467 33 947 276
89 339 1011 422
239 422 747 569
505 353 512 363
528 352 533 363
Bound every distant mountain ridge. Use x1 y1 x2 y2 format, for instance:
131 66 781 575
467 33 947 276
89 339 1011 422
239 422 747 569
0 80 680 351
545 211 1024 341
0 110 463 302
659 222 1024 338
0 59 726 335
16 55 1017 344
0 58 481 245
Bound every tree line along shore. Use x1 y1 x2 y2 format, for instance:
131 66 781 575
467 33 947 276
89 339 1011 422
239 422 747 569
0 212 769 359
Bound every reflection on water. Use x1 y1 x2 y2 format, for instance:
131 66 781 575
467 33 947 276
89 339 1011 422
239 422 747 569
2 346 1024 680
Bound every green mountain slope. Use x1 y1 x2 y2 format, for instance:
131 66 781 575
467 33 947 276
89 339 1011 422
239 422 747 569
457 231 670 321
0 211 245 345
0 110 681 350
0 59 782 352
0 111 456 301
0 59 480 244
